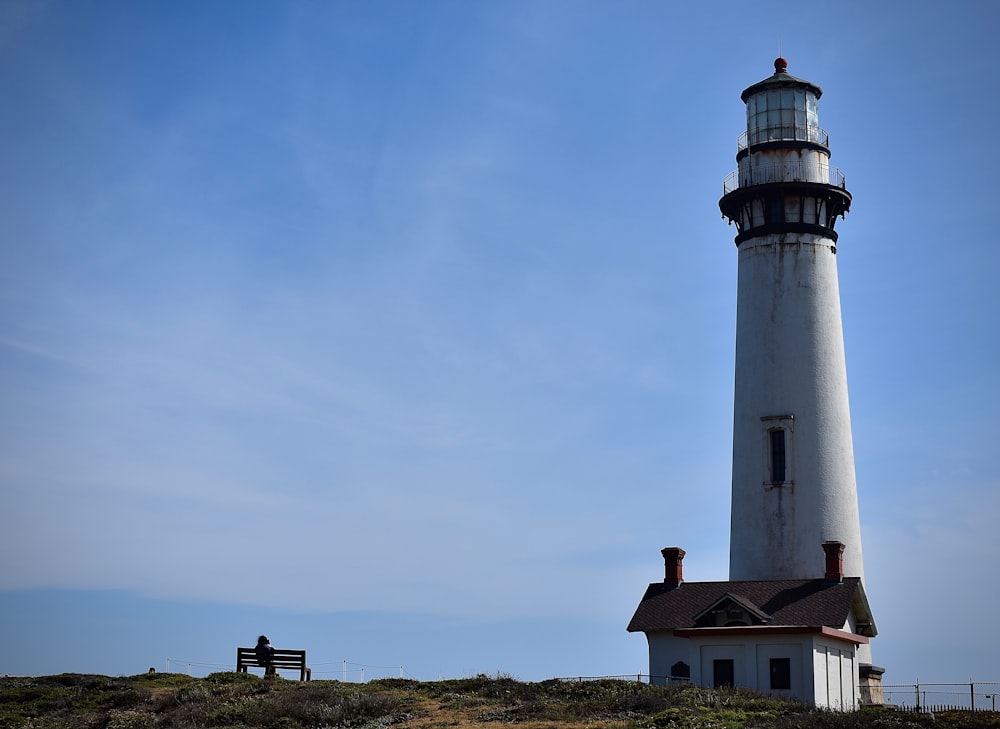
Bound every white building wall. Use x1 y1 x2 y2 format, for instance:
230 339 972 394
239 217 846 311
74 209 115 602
840 645 858 709
811 640 859 710
729 231 865 582
829 650 844 708
754 643 806 700
813 645 827 706
696 643 749 688
650 632 861 708
645 632 695 685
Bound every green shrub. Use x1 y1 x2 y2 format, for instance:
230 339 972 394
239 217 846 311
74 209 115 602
206 671 266 685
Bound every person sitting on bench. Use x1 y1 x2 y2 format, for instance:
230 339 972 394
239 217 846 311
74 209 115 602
255 635 276 676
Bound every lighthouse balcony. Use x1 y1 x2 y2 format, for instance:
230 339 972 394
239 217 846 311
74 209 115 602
719 173 852 245
738 124 829 151
723 163 846 195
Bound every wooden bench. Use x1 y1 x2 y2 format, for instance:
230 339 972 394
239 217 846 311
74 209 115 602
236 647 311 681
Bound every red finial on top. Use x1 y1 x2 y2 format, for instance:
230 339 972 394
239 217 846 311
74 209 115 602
774 57 788 74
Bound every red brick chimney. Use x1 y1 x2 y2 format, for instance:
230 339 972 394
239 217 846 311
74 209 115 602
661 547 686 588
822 541 846 583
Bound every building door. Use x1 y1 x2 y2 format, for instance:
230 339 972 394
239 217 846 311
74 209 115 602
713 659 735 688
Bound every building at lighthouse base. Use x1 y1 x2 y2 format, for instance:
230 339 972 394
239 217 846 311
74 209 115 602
627 544 882 710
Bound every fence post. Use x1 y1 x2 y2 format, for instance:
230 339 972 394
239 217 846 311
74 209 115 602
971 682 976 713
915 681 920 712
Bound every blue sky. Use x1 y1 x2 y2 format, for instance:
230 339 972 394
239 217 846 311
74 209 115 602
1 0 998 686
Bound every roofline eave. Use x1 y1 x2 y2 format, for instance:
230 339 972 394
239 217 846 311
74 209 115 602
673 625 869 645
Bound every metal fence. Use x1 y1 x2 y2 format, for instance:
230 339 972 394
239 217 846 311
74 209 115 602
882 682 1000 713
164 656 414 681
556 674 689 684
554 675 1000 714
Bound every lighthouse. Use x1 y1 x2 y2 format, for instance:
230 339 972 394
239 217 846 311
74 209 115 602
719 58 865 584
627 61 881 705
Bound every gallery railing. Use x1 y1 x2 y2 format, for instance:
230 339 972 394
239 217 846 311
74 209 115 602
722 163 847 195
738 125 829 150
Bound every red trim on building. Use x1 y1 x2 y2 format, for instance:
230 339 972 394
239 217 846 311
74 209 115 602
673 625 868 645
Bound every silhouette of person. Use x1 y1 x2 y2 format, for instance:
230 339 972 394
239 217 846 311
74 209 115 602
255 635 276 676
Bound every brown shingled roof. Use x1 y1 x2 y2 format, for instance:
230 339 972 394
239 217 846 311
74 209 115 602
627 577 876 637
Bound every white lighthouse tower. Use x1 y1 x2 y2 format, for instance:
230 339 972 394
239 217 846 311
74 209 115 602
719 58 865 584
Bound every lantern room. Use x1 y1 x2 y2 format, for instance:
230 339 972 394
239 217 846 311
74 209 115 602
742 57 823 147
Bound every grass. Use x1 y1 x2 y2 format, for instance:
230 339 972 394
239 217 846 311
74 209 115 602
1 672 999 729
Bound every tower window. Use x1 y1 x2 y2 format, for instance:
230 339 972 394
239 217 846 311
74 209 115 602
766 196 785 224
770 658 791 690
770 429 786 483
761 415 793 487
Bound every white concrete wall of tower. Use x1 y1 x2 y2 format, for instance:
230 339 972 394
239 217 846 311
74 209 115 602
728 231 865 585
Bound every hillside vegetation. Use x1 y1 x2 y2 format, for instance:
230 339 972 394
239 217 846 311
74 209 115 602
2 672 999 729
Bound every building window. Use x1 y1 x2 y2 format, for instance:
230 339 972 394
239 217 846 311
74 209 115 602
770 657 791 690
670 661 690 681
769 429 786 483
713 659 735 688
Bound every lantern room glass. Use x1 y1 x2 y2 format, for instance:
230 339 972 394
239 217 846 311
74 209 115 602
746 88 820 145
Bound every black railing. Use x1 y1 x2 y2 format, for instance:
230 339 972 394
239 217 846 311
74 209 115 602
738 125 829 150
723 163 847 194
